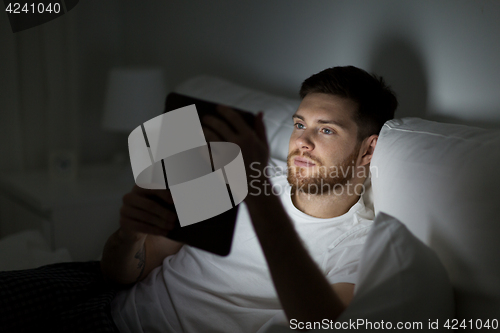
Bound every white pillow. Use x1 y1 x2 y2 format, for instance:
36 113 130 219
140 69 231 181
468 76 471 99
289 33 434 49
174 75 300 162
336 212 454 330
260 212 454 333
371 117 500 320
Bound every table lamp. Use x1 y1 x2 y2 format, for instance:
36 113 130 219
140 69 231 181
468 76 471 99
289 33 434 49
102 67 167 132
101 67 166 168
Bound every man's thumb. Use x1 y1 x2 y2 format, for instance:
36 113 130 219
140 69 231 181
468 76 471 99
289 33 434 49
255 112 267 141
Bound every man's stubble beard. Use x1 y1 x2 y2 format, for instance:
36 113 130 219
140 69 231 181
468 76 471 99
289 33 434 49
286 143 361 196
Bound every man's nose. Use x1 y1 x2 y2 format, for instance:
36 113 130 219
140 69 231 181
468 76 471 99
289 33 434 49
295 132 314 151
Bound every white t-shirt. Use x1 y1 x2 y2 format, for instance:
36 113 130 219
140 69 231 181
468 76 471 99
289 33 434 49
111 174 374 333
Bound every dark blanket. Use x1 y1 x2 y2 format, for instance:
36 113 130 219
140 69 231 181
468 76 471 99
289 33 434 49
0 261 121 333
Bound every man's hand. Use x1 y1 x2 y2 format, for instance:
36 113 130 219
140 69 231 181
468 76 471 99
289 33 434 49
119 185 178 239
202 106 270 180
101 185 182 285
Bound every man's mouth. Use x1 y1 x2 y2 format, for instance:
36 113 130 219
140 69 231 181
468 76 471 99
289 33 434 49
293 157 316 167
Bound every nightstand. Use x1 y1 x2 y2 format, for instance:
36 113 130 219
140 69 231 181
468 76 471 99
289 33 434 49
0 165 135 261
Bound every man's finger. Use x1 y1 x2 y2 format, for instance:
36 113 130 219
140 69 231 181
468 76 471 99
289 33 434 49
122 193 176 223
157 189 174 205
216 105 252 135
132 185 174 205
255 111 268 142
202 115 235 141
203 126 223 142
132 184 157 195
120 204 175 230
120 217 170 236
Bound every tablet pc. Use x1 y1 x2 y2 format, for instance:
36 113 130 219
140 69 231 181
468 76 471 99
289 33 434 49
153 92 255 256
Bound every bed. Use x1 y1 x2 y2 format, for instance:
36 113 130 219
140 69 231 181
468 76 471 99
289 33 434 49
1 75 499 331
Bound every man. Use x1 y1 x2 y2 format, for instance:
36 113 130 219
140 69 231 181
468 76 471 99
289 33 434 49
102 66 398 332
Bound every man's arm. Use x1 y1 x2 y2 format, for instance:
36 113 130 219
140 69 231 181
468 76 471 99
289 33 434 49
100 185 183 285
332 283 355 308
101 230 183 285
245 179 353 322
204 108 355 322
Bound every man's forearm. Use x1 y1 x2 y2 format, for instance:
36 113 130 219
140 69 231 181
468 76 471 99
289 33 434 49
100 228 148 285
245 177 346 322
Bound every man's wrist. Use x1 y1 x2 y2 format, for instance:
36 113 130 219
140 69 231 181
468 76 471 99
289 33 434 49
117 227 147 244
245 174 274 206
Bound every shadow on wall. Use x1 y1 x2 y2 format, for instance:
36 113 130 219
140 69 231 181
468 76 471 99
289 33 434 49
368 36 500 130
368 36 429 120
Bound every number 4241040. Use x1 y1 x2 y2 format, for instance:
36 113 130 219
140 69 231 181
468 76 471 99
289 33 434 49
5 2 61 14
444 319 498 330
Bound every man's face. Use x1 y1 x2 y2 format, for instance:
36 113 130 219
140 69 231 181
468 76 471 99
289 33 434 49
287 93 361 195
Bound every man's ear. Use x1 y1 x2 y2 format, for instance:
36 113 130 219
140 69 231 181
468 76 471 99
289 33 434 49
357 134 378 167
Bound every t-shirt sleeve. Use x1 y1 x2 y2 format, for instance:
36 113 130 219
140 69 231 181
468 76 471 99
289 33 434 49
323 225 372 285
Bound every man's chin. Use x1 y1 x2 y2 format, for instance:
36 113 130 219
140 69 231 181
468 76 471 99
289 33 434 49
287 176 321 195
287 174 350 195
288 165 321 178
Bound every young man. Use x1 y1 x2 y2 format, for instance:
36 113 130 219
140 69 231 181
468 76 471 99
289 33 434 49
102 66 398 332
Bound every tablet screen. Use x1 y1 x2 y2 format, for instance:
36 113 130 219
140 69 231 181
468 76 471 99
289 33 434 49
158 92 255 256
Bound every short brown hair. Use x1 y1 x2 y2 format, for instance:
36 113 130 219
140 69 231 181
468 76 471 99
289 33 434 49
300 66 398 141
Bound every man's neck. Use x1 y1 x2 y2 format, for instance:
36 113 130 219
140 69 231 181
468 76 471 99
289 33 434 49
291 182 362 219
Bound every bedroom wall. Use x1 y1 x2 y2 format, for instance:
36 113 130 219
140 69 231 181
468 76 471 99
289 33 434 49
118 0 500 120
2 0 499 167
75 0 500 165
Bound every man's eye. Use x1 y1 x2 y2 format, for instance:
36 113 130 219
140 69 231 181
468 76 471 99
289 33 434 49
321 128 334 135
294 123 305 129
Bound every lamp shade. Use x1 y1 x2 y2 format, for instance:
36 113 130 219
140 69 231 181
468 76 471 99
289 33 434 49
102 68 167 131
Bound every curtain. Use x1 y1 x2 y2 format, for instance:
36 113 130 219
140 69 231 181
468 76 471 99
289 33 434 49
0 13 79 173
